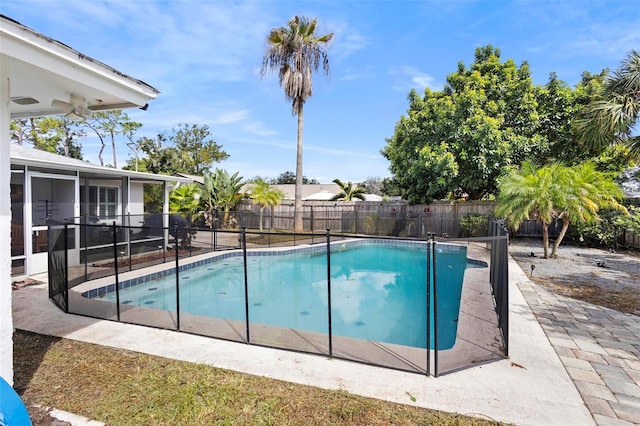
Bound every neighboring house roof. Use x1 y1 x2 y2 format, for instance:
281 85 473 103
11 144 191 183
242 183 383 202
304 190 337 201
362 193 383 202
242 184 342 200
1 14 159 120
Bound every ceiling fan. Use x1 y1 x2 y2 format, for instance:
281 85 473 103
51 94 93 122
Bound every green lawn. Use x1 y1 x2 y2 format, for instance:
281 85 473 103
14 330 505 425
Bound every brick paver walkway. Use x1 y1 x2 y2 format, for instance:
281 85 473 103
518 280 640 426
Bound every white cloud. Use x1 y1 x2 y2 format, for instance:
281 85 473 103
389 66 441 93
212 110 250 125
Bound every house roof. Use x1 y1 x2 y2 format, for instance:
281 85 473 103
304 190 337 201
1 14 159 120
241 183 342 200
173 173 205 185
11 143 191 183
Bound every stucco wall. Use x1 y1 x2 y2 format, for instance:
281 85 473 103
1 59 14 384
129 182 145 217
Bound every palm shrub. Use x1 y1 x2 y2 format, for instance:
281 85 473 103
169 183 203 220
496 161 627 258
249 180 285 232
202 169 244 229
331 179 366 201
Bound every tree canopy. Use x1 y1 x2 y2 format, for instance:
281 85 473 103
382 45 626 203
10 117 84 159
125 124 228 175
269 171 319 184
575 50 640 153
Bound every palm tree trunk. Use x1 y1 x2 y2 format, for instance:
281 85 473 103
541 221 550 259
551 216 570 258
294 104 304 233
259 206 264 232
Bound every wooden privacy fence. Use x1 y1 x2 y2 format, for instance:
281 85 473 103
235 200 496 238
234 200 640 247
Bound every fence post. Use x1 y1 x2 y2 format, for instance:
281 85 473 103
127 213 132 271
64 220 69 314
83 215 88 282
432 238 439 377
326 229 333 357
425 232 431 376
188 214 192 257
113 221 121 322
242 227 250 343
174 224 180 331
311 206 315 233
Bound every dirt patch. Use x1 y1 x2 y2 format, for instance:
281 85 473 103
511 238 640 315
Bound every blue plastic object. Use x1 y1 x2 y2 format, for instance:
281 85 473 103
0 376 31 426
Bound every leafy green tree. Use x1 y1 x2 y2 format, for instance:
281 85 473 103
125 124 228 175
383 46 543 202
202 168 244 228
10 117 84 158
85 110 140 167
360 177 384 196
261 16 333 232
496 161 626 258
573 206 640 249
330 179 366 201
270 171 319 184
575 50 640 153
249 179 285 231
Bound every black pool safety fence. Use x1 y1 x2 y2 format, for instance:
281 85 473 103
47 218 509 377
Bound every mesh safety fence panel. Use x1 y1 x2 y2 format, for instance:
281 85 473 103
68 222 118 320
246 231 329 354
329 237 429 373
434 237 507 376
48 222 68 312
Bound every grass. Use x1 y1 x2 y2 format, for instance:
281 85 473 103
14 330 505 426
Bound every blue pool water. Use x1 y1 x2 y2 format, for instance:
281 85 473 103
98 242 473 349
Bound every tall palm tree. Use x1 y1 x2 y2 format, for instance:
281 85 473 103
330 178 366 201
261 16 333 232
249 180 285 232
575 50 640 153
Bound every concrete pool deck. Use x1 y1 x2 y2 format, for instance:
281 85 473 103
12 256 596 426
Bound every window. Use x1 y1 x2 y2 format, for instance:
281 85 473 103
81 186 119 219
99 187 118 218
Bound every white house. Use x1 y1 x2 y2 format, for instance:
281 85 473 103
10 143 190 278
1 14 162 385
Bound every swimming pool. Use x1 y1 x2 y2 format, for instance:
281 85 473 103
90 240 476 350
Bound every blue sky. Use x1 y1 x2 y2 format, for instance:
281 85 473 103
2 1 639 183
